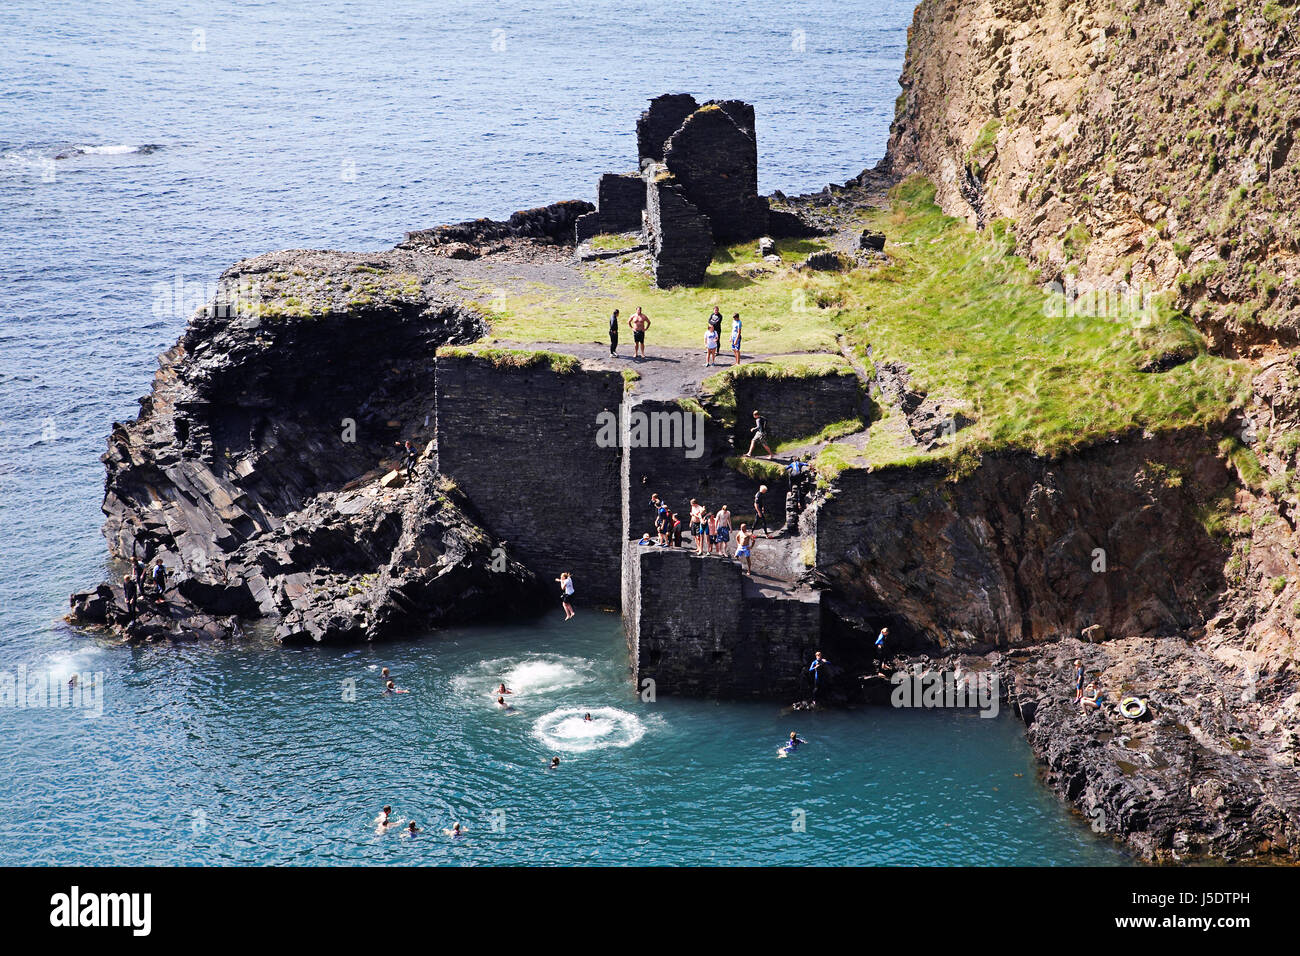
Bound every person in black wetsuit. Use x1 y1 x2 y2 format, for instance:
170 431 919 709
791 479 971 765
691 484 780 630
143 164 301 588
150 559 167 604
609 308 620 357
122 574 138 621
395 440 418 480
753 485 771 538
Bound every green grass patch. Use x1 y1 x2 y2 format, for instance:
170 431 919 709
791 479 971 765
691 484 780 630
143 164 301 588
467 173 1249 472
725 455 787 484
774 417 866 453
437 344 580 374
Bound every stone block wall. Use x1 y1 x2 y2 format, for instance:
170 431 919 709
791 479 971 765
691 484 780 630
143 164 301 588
645 176 713 288
626 546 821 697
636 93 699 163
730 372 866 449
597 173 647 232
434 353 624 604
663 100 769 241
626 397 783 535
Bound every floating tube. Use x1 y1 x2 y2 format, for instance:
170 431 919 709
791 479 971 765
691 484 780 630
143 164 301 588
1119 696 1147 719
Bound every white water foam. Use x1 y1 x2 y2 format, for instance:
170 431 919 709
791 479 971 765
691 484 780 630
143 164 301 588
451 654 594 701
531 706 646 753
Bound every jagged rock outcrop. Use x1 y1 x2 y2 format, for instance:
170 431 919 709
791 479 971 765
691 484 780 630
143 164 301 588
661 100 769 242
401 199 593 255
71 248 548 642
886 0 1300 355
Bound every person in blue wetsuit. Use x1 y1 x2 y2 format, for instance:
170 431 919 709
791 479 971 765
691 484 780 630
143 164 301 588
784 731 807 753
808 650 831 698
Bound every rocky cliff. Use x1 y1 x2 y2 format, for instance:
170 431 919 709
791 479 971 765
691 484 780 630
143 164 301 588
72 247 548 642
886 0 1299 356
875 0 1300 861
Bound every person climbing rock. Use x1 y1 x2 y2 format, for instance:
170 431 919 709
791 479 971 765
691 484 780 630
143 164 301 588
745 410 772 457
122 574 138 621
609 308 620 357
875 627 889 662
150 559 167 603
395 440 418 480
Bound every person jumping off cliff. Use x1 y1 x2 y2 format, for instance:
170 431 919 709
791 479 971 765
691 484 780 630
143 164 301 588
629 307 651 359
557 571 575 620
745 410 772 457
609 308 620 357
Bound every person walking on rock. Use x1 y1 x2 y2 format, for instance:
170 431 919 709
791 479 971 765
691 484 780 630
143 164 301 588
875 627 889 663
609 308 620 357
396 440 418 480
629 307 651 359
745 410 772 457
690 499 708 556
753 484 772 539
730 312 743 365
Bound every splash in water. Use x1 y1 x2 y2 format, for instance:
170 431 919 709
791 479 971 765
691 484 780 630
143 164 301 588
532 707 647 753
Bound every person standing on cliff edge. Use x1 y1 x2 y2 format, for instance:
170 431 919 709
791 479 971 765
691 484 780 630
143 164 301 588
608 308 620 357
629 307 651 359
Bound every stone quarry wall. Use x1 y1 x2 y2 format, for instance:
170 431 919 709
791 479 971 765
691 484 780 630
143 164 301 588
815 429 1230 650
663 100 769 242
575 173 648 243
636 93 700 164
625 546 821 697
626 397 783 534
645 177 713 288
434 353 624 604
730 372 866 450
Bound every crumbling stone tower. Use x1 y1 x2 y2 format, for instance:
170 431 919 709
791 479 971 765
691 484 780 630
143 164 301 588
577 93 774 288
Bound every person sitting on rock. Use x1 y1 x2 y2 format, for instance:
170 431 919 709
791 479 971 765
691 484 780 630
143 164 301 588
1079 681 1104 712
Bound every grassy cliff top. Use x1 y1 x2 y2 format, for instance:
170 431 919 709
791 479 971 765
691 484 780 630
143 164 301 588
468 175 1250 465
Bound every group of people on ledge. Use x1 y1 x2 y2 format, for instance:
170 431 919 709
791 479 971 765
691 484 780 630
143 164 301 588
607 305 745 367
638 488 774 575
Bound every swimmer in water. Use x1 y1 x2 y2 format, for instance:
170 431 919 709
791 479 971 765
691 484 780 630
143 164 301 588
375 805 395 832
584 712 593 722
381 667 390 680
443 822 463 837
496 682 512 696
407 821 420 836
496 695 515 712
785 731 807 752
384 680 409 695
549 756 561 769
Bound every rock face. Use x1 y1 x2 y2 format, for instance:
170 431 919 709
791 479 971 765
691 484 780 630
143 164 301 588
73 249 548 643
885 0 1300 355
645 174 714 288
575 172 648 242
401 199 593 254
815 430 1230 651
1009 637 1300 863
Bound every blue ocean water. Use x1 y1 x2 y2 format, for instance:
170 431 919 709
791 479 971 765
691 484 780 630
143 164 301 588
0 0 1128 865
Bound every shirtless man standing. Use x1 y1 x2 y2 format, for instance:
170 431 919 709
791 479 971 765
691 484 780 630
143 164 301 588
628 307 651 359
